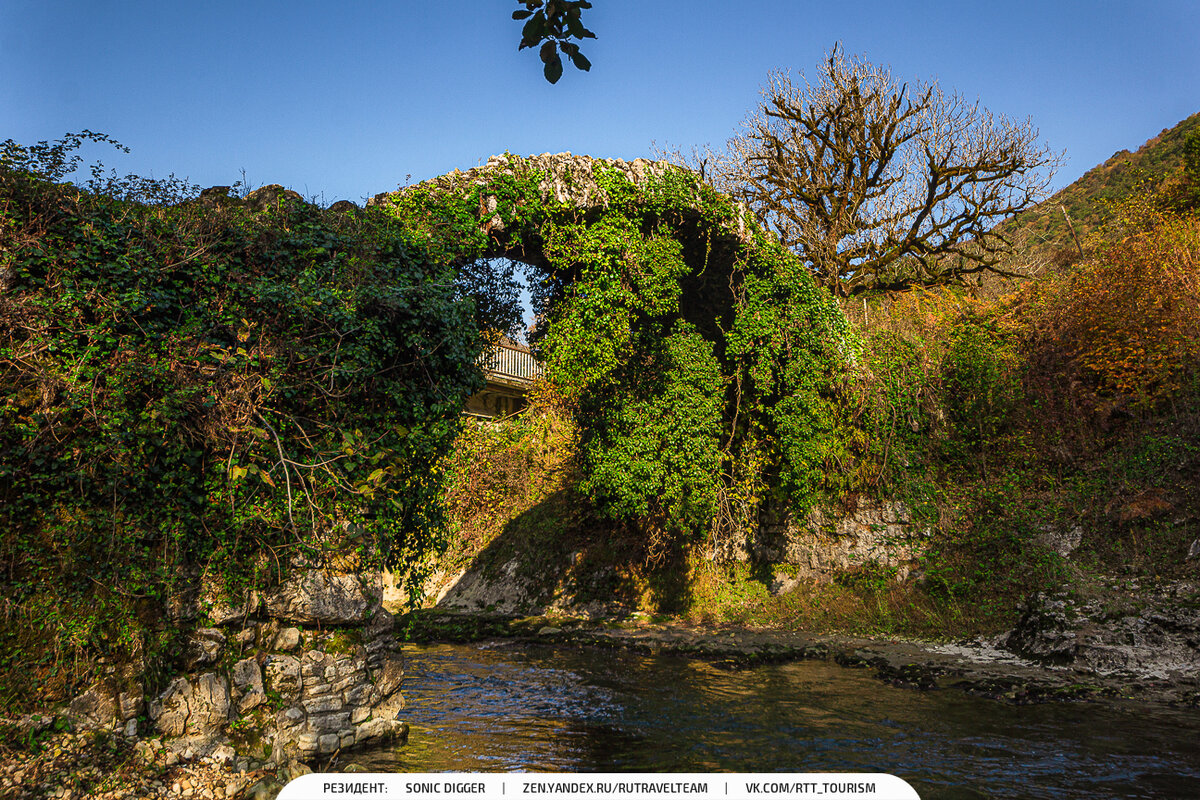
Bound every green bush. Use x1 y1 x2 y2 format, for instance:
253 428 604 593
580 321 724 539
942 316 1022 450
0 135 491 708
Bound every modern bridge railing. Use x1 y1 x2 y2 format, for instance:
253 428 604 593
481 340 541 384
466 339 541 419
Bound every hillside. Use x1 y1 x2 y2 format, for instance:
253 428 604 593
1003 110 1200 263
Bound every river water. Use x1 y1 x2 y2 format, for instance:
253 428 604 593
346 642 1200 799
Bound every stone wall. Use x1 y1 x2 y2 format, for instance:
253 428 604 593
65 569 407 764
713 497 927 584
391 497 927 618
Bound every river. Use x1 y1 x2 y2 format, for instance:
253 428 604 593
344 642 1200 799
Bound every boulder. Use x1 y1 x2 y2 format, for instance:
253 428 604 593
264 571 380 625
1002 586 1200 677
245 185 304 212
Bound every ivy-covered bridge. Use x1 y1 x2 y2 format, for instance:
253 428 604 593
373 152 855 540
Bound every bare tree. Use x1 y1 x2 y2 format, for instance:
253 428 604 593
690 48 1061 296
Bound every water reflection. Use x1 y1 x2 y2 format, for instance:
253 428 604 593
346 642 1200 799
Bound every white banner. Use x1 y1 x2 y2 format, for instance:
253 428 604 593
277 773 920 800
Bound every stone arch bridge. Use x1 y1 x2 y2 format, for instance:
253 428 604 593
369 151 760 420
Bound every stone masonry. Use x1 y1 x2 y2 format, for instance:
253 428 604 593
66 569 407 764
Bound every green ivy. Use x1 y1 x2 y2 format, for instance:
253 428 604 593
379 156 858 544
0 141 492 708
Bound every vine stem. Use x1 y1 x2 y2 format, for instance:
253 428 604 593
255 411 296 533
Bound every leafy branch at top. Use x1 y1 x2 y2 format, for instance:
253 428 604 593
513 0 595 84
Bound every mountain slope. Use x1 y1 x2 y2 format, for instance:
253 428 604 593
1005 110 1200 261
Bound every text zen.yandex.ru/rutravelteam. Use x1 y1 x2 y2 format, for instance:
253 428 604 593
277 773 921 800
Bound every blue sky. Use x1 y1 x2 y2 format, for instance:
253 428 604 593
3 1 1198 205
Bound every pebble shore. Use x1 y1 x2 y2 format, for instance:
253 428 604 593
0 729 318 800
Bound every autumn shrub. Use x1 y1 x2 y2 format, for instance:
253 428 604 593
1015 214 1200 412
443 383 579 554
847 287 1026 489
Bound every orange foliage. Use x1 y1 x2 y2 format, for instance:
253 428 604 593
1015 215 1200 405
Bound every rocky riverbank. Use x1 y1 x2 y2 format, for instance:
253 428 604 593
0 567 412 799
3 575 1196 798
0 724 299 800
0 707 407 800
403 575 1200 709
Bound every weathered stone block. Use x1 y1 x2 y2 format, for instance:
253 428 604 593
344 683 374 707
69 684 120 730
185 628 226 669
355 718 407 746
149 677 193 738
333 674 362 693
265 571 381 625
231 658 263 693
302 682 332 698
237 691 267 713
333 657 364 679
264 656 302 702
187 672 231 736
273 627 302 652
374 658 404 698
204 589 261 626
309 711 352 733
302 695 343 714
